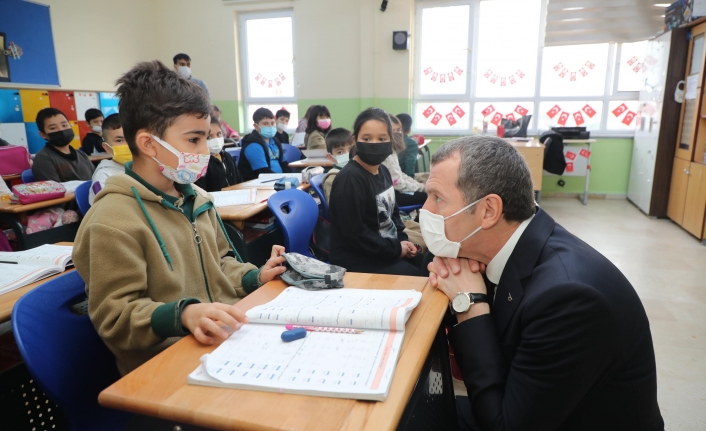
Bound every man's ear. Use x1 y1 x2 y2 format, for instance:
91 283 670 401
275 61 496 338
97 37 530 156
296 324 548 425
134 130 158 158
479 194 504 229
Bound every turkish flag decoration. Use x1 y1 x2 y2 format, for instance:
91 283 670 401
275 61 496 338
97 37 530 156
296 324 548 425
255 73 262 81
440 74 446 83
500 77 506 86
559 68 568 78
506 113 516 122
573 111 585 126
454 67 464 75
509 75 516 84
431 112 442 126
490 75 498 84
515 105 529 116
553 62 563 71
546 104 561 119
557 111 569 126
566 162 574 173
484 69 493 78
622 111 636 126
570 72 576 81
431 72 438 81
446 113 457 126
260 78 266 85
275 78 281 86
268 80 273 88
448 72 455 81
481 105 495 117
579 148 591 158
579 67 588 77
582 104 597 118
423 105 435 118
280 73 286 80
566 151 577 160
633 64 641 73
612 103 628 117
516 70 525 78
490 112 503 126
424 67 433 75
585 61 595 69
627 56 638 66
452 105 466 118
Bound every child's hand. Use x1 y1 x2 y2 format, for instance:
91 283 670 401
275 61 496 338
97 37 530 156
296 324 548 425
181 302 249 345
259 245 287 284
400 241 417 259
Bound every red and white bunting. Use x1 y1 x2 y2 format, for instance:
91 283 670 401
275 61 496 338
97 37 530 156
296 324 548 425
423 67 464 82
423 105 435 118
546 104 561 119
582 104 596 118
430 112 442 125
515 105 529 116
566 151 577 161
481 105 495 117
557 111 569 126
612 103 628 117
446 113 457 126
254 72 287 86
566 162 574 172
579 148 591 158
573 111 585 126
452 105 466 118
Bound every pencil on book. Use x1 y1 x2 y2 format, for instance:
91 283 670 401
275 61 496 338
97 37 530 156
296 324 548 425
285 324 362 334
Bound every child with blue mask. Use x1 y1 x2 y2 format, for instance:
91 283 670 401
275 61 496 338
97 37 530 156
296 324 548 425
238 107 291 181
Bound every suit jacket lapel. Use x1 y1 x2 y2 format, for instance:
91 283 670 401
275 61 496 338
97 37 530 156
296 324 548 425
492 208 556 337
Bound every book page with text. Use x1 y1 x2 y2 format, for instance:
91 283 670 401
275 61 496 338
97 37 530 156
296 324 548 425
0 244 73 267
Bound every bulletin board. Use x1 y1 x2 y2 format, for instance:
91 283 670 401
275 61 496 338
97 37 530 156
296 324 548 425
0 0 59 86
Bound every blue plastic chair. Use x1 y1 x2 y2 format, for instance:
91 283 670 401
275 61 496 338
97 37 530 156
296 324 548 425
21 169 35 183
12 271 133 431
308 174 329 220
267 189 319 257
399 204 423 214
74 181 92 216
281 143 303 162
226 147 241 165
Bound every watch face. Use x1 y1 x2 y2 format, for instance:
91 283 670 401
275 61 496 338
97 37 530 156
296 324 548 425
452 293 471 313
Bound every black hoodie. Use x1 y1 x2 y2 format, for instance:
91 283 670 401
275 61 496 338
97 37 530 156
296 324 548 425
237 130 290 181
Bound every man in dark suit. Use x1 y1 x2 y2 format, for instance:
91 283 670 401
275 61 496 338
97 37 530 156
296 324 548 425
423 136 663 431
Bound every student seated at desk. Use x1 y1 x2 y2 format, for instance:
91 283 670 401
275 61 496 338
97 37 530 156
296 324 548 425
329 108 425 276
89 114 129 205
81 108 106 154
304 105 331 150
195 113 242 192
275 109 290 144
32 108 95 182
383 115 428 208
212 105 239 140
238 108 290 181
322 127 355 202
73 61 287 376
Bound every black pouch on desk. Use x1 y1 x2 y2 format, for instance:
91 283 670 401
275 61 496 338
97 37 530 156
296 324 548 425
280 252 346 290
274 177 300 191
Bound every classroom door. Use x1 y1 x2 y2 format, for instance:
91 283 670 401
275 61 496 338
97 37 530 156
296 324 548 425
667 157 692 224
48 91 77 121
675 22 706 161
0 89 23 123
682 162 706 238
19 90 50 123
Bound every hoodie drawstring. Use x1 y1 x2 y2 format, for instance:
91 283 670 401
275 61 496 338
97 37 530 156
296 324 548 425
131 186 174 270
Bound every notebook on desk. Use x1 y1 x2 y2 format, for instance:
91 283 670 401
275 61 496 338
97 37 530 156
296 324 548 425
188 287 422 401
0 245 73 295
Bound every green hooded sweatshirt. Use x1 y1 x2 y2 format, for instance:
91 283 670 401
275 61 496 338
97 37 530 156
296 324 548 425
74 164 260 375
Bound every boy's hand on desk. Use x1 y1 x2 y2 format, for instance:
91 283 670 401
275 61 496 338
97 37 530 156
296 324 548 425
181 303 249 344
259 245 287 284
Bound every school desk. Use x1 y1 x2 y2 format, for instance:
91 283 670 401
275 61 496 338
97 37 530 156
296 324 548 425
417 139 431 172
288 159 335 169
2 174 21 183
217 182 310 230
505 139 545 198
0 194 79 250
99 273 456 431
88 154 113 163
0 242 74 323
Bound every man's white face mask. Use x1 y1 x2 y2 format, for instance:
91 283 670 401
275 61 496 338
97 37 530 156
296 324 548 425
419 197 485 258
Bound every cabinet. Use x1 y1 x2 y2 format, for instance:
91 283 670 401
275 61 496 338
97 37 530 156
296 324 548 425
668 158 692 224
0 89 23 123
19 90 50 123
48 91 77 121
683 163 706 237
74 92 99 121
628 29 688 217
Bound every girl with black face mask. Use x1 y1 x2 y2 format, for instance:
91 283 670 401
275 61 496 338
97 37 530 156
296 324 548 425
328 108 425 277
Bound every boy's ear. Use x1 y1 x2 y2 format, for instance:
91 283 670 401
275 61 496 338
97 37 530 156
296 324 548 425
253 123 260 131
134 130 159 158
102 141 113 155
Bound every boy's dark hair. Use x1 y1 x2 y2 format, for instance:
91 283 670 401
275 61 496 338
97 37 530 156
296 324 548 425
253 107 274 124
389 115 406 153
212 105 221 112
101 113 122 133
397 113 413 134
210 111 221 126
305 105 331 134
353 107 392 141
35 108 68 134
325 128 353 154
275 109 290 119
85 108 104 124
173 53 191 64
115 60 211 154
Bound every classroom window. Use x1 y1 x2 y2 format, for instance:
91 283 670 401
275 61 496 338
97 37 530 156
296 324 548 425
616 41 648 93
540 43 610 97
472 102 534 134
605 100 639 131
474 0 541 98
418 5 471 96
414 102 471 131
537 101 604 131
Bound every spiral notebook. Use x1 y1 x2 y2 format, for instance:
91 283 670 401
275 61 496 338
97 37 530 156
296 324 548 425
188 287 422 401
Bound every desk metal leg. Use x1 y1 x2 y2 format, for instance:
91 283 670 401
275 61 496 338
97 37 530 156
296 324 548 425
580 143 591 205
397 325 457 431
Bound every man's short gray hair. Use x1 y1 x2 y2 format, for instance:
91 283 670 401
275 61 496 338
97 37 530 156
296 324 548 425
431 135 535 222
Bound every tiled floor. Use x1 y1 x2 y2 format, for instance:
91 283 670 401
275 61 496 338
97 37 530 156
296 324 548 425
540 198 706 430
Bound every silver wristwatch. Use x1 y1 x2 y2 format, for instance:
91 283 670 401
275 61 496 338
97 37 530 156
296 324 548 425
450 292 489 314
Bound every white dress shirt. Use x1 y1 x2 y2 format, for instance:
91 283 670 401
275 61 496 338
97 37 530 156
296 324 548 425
485 215 535 299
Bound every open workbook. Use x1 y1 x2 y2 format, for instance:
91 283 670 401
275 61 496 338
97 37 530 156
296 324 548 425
0 244 73 295
188 287 423 401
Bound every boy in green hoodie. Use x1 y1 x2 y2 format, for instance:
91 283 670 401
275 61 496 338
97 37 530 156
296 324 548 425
74 60 287 376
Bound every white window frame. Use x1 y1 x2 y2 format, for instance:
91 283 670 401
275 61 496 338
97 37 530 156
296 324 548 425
413 0 643 137
238 9 297 130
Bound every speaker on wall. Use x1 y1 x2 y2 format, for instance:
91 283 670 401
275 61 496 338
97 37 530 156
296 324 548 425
393 31 409 51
